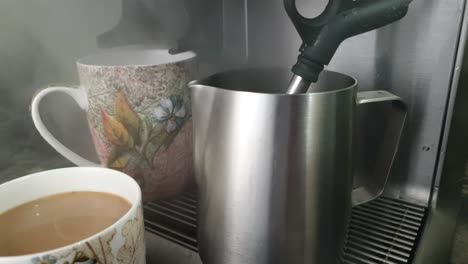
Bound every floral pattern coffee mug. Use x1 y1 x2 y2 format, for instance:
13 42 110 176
31 48 196 202
0 167 145 264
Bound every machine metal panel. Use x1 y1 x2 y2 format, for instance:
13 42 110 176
413 0 468 261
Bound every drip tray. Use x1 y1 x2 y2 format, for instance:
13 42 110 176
144 192 427 264
144 190 198 252
344 197 427 263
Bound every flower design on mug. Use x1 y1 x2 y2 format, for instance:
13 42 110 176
152 96 186 133
31 255 57 264
101 92 188 175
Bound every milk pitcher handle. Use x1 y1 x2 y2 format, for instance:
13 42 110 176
352 90 407 206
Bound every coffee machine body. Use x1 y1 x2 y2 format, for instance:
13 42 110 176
99 0 468 263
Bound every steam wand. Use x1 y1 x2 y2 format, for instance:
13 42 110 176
285 0 412 94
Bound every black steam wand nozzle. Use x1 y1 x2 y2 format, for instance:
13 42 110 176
285 0 412 94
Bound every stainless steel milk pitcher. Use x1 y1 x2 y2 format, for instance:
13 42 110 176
190 68 406 264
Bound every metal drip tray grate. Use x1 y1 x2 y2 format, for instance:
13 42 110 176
343 197 426 264
144 193 426 263
144 190 198 252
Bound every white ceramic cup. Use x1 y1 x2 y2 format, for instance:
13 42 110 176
0 167 145 264
31 47 196 202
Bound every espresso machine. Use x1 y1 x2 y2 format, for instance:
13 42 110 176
99 0 468 263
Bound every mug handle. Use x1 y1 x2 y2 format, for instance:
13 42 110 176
31 87 101 167
351 90 407 206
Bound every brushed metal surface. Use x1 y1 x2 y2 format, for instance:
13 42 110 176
190 69 406 264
